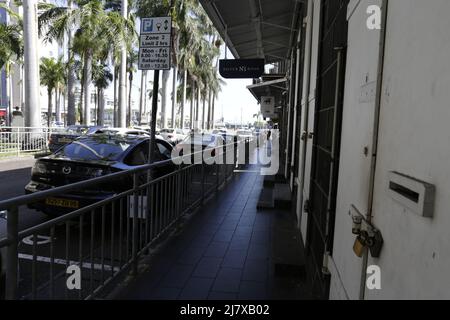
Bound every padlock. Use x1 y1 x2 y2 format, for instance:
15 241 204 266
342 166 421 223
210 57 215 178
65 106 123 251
353 236 366 257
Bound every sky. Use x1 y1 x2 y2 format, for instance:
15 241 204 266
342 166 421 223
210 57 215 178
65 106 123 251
215 47 260 125
123 15 260 125
124 45 260 126
49 0 261 125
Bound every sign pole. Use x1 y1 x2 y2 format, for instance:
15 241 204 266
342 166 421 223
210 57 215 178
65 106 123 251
139 16 172 177
148 70 160 168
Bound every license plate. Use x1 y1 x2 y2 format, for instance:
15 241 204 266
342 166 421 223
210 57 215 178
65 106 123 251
58 138 72 143
45 197 79 209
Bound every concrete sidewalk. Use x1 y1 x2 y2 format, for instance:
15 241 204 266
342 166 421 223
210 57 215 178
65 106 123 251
114 165 312 300
0 156 35 173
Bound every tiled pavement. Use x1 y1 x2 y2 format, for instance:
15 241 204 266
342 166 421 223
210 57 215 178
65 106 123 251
116 165 310 300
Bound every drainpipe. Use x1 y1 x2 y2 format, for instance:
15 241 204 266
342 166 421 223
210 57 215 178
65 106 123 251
298 0 314 228
359 0 389 300
284 55 294 179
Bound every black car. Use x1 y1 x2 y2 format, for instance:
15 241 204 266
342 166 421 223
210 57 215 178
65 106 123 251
48 125 106 153
25 134 176 215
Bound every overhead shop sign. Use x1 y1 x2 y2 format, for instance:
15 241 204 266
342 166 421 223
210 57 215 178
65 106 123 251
260 96 276 118
139 17 172 70
219 59 265 79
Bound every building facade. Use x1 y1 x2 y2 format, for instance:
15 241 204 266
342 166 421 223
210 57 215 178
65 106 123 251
201 0 450 299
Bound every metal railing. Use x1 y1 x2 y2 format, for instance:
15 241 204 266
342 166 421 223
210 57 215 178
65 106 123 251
0 127 56 157
0 140 246 300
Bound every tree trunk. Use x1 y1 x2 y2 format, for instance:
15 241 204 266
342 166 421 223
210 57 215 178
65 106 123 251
23 0 41 128
161 69 170 129
83 49 93 125
55 86 61 123
207 89 212 130
202 94 206 130
66 0 76 125
94 88 98 125
118 0 128 128
128 73 133 127
113 67 118 126
47 88 52 128
211 93 216 129
195 84 200 129
139 71 146 125
143 72 148 123
98 88 105 126
171 67 177 128
181 69 187 129
190 79 194 129
79 82 84 124
5 64 11 126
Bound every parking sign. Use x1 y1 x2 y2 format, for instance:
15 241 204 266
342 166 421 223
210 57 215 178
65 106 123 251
139 17 172 70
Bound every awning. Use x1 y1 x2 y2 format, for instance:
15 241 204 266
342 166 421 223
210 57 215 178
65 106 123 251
247 77 288 102
247 77 288 119
199 0 303 65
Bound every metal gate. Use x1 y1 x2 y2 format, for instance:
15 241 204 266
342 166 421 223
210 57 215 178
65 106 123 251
305 0 348 299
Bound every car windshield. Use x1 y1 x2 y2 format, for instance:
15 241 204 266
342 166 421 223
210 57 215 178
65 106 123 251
56 136 133 161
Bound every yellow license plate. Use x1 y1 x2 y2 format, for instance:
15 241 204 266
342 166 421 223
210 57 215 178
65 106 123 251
58 138 72 143
45 197 79 209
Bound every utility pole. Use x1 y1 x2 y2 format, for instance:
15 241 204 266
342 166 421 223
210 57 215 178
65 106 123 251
23 0 40 129
118 0 128 128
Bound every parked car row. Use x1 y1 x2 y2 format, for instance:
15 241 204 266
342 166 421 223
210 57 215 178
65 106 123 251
27 133 175 216
27 123 257 216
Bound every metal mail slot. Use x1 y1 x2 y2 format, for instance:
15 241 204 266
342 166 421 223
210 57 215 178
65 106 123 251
387 171 435 218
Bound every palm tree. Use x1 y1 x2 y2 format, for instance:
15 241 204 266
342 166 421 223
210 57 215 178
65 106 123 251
135 0 185 129
40 57 65 127
127 48 138 126
0 22 22 71
138 70 147 125
38 0 134 125
92 61 113 126
0 3 23 126
135 0 223 130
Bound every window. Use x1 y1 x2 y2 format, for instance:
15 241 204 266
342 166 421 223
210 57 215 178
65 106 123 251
157 141 172 159
125 143 148 166
58 137 132 161
124 141 171 165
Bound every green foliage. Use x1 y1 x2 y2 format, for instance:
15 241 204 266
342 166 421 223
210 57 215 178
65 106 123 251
40 57 65 92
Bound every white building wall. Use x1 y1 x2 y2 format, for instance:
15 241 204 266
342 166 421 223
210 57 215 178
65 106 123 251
297 0 322 244
332 0 450 299
330 0 382 300
366 0 450 299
